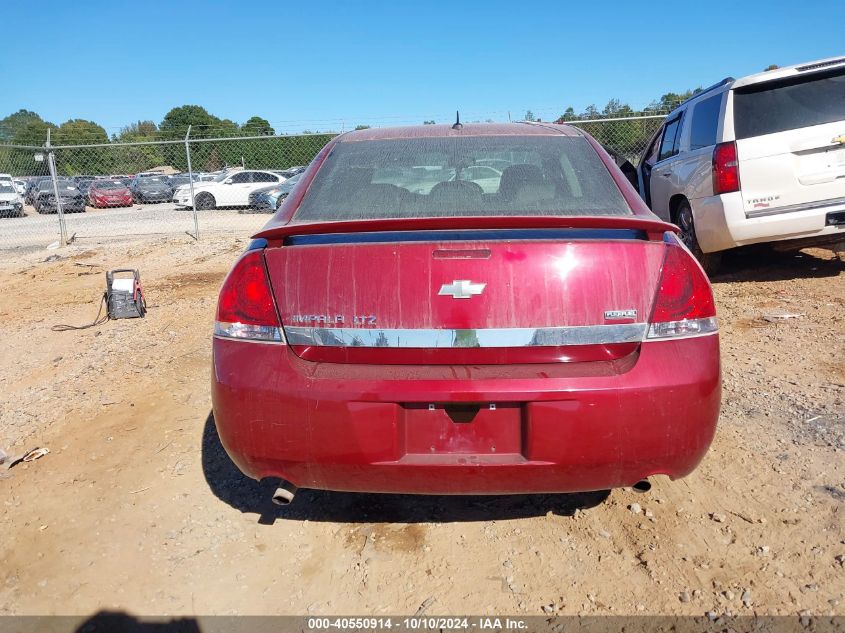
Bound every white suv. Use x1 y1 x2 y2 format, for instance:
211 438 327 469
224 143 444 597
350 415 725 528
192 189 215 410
637 56 845 273
172 169 285 210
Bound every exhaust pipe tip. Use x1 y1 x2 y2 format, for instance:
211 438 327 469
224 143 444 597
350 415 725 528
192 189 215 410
271 480 298 506
631 479 652 494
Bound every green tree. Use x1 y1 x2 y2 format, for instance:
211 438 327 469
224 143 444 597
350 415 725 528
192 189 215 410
764 64 779 71
0 110 45 143
423 120 436 125
204 147 224 172
241 116 274 136
53 119 108 145
555 107 576 122
159 105 223 171
11 119 53 145
645 89 700 114
116 120 160 141
160 105 218 139
524 110 537 122
112 120 164 174
53 119 110 174
354 124 371 130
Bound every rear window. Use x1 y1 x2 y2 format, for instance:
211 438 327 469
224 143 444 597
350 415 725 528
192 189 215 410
733 67 845 139
294 135 631 221
689 93 722 150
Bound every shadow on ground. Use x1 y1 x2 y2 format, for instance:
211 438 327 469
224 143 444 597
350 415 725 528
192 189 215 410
712 245 844 284
73 611 200 632
201 412 610 525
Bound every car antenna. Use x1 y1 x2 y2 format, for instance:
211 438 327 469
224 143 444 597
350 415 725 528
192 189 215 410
452 111 462 130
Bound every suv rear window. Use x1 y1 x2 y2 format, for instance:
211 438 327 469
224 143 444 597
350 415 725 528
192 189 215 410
294 136 631 221
733 67 845 139
689 94 722 150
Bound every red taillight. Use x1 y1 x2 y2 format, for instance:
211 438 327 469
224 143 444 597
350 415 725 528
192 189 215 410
648 242 717 339
712 141 740 195
215 250 283 342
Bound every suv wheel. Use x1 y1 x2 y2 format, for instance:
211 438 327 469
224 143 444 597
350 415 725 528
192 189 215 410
675 200 721 276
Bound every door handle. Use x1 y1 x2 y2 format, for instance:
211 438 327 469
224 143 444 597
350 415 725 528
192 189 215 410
661 172 671 177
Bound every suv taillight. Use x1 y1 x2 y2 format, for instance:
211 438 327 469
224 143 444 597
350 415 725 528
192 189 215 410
712 141 740 195
214 250 283 342
647 241 717 339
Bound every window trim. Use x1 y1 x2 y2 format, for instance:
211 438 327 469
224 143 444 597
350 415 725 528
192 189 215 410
230 172 253 184
642 126 664 166
252 171 280 183
656 111 685 163
688 92 724 151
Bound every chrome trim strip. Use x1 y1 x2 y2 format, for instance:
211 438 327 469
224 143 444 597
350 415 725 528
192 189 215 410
282 323 648 348
745 196 845 219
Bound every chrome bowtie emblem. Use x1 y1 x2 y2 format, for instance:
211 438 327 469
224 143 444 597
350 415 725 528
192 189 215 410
438 280 486 299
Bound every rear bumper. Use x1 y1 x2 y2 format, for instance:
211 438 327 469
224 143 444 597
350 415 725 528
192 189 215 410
211 334 721 494
92 198 133 207
136 192 171 202
693 192 845 252
39 200 85 212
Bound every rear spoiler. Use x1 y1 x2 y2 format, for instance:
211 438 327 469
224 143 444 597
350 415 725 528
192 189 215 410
253 215 678 244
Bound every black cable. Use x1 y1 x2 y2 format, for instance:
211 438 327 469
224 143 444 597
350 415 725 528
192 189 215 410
51 293 110 331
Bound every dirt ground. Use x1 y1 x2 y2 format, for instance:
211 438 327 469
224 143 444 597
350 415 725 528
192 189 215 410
0 235 842 617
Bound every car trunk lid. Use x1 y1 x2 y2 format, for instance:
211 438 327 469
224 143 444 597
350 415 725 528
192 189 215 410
260 218 673 364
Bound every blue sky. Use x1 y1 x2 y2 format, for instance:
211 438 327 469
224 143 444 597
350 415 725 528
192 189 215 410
3 0 842 134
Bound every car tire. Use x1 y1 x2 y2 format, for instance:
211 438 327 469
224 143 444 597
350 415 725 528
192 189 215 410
675 200 721 276
195 193 216 211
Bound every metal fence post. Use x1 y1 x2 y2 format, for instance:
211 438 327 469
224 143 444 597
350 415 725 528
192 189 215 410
185 125 199 240
45 129 68 246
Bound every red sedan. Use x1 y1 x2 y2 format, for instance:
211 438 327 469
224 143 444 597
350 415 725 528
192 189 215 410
211 123 721 504
88 179 134 208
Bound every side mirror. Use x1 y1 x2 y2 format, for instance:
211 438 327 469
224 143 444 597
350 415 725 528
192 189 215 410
224 178 233 185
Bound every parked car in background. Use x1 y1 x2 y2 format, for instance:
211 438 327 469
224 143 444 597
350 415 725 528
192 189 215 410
74 176 99 200
172 169 284 210
212 122 721 502
13 179 27 196
167 173 195 187
24 177 51 205
450 164 503 193
246 173 303 212
130 174 173 203
166 173 198 199
33 179 86 214
273 166 306 179
88 179 134 208
637 55 845 273
0 181 25 217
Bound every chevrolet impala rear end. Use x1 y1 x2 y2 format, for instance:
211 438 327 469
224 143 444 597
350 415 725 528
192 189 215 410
211 123 721 501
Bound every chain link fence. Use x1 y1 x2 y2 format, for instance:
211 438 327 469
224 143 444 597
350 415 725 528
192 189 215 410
0 115 663 250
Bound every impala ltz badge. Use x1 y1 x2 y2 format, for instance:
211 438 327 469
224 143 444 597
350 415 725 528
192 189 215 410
438 280 486 299
604 309 637 320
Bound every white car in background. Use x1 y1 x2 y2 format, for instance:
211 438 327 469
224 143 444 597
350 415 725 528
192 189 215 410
637 55 845 273
0 180 24 217
172 169 285 210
